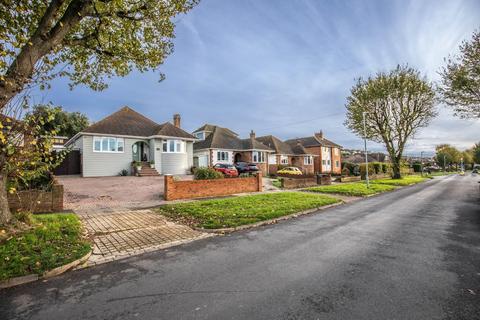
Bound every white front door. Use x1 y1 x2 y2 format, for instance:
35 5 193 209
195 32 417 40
198 155 208 167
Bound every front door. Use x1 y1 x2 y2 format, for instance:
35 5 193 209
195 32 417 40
132 142 144 162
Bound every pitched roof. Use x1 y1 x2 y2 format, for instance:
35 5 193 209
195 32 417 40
193 126 273 151
193 124 238 137
257 135 295 155
285 140 310 155
285 135 342 148
81 106 194 139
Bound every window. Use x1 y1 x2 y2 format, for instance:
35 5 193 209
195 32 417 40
336 160 340 168
93 136 124 153
322 159 326 165
304 156 313 165
162 139 185 153
194 132 205 140
327 160 331 165
253 151 265 163
217 151 229 162
334 148 339 156
280 156 289 164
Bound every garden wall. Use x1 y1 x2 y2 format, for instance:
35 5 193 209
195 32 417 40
164 173 262 201
8 179 64 213
281 177 317 189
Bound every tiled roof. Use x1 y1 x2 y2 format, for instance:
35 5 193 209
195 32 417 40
193 124 238 137
285 135 342 148
257 135 295 155
81 106 194 139
193 125 273 151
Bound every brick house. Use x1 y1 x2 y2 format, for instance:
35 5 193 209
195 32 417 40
256 135 316 175
192 124 274 175
285 131 342 175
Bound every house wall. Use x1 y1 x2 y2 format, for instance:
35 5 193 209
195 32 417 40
321 146 332 172
211 149 234 166
332 147 342 174
291 156 315 175
160 140 193 175
82 135 146 177
305 146 322 173
193 150 209 167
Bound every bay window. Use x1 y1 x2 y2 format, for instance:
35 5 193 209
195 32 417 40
217 151 229 162
93 136 124 153
304 156 313 165
252 151 265 163
162 139 184 153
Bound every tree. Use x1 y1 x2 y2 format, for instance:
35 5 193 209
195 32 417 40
345 66 437 179
0 0 199 111
435 144 461 170
0 0 198 225
439 30 480 118
29 104 89 138
1 107 67 225
472 142 480 164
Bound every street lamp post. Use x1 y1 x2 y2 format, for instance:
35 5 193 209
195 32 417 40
362 112 369 188
420 151 424 177
443 154 446 173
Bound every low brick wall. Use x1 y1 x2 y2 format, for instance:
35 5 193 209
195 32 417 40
362 173 391 180
164 173 262 201
340 176 361 182
8 179 64 213
281 177 317 189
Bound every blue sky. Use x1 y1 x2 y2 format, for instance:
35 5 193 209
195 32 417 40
33 0 480 154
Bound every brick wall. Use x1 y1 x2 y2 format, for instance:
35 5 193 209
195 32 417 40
164 172 262 201
281 177 317 189
8 179 64 213
331 147 342 174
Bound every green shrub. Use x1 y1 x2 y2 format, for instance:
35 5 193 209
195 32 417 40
341 167 350 176
372 162 382 174
342 162 359 176
194 167 224 180
412 162 422 172
359 163 375 178
381 163 389 173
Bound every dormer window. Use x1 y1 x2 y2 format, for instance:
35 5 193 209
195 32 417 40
194 131 205 140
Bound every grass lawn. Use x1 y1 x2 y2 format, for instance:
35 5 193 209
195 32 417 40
0 213 91 281
371 175 429 186
156 192 341 229
305 183 396 197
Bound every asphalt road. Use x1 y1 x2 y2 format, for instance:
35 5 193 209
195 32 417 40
1 174 479 320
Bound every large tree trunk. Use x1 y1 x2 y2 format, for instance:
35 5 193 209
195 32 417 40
0 172 12 225
391 160 402 179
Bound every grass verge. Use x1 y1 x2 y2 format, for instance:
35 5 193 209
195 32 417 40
157 192 340 229
0 213 91 281
371 175 429 186
305 183 396 197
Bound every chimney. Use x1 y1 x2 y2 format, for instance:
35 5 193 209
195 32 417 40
315 130 324 139
296 139 302 145
250 130 256 140
173 114 181 128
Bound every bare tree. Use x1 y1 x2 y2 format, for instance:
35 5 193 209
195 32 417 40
345 66 437 179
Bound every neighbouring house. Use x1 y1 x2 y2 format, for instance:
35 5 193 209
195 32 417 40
65 106 196 177
192 124 274 175
256 135 316 175
285 131 342 175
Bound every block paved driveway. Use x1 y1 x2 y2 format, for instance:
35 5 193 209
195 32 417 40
57 175 207 266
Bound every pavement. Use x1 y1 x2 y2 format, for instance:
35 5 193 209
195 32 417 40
1 174 479 319
77 208 211 266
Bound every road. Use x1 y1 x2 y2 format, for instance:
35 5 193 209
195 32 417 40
1 175 479 320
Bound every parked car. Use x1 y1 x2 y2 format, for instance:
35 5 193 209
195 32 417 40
235 162 259 173
213 163 239 177
277 167 303 175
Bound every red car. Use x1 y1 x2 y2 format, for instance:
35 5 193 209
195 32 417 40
213 163 239 177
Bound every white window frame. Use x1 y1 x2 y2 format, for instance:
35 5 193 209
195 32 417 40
304 156 313 165
93 136 124 153
280 155 289 164
336 160 340 168
322 159 326 165
162 139 185 153
327 159 331 165
216 151 229 162
252 151 266 163
194 132 204 140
